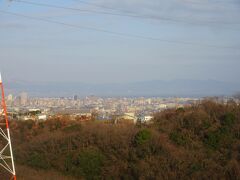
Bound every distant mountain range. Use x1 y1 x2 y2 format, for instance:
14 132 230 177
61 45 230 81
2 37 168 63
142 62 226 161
4 79 240 97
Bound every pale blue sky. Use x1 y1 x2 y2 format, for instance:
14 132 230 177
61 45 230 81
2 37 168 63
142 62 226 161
0 0 240 84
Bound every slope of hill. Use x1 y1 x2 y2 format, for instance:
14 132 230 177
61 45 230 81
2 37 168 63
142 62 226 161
3 101 240 179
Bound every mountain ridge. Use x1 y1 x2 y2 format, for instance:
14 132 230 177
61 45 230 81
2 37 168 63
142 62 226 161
4 79 240 97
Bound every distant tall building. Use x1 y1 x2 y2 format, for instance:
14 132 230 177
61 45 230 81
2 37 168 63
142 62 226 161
7 94 13 102
73 95 78 101
20 92 28 105
6 94 14 105
14 96 21 106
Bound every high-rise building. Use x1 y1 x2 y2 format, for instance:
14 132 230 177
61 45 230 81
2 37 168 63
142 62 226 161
20 92 28 105
73 95 78 101
6 94 14 105
7 94 13 102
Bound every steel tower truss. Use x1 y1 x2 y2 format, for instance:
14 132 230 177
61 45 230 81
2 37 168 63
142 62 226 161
0 73 16 180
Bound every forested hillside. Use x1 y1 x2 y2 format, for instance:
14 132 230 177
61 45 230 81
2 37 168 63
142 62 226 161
5 101 240 179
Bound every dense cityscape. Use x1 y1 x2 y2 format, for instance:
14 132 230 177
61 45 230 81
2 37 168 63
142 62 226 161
3 92 239 124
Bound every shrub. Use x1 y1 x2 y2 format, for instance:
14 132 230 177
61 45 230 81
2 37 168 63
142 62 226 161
27 152 49 169
204 128 234 150
189 163 202 174
176 107 185 113
169 130 188 146
135 129 152 145
204 130 221 150
25 120 35 130
65 149 104 179
221 113 235 127
202 120 211 129
63 124 81 133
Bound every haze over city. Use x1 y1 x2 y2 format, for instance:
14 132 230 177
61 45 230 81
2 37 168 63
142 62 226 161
0 0 240 96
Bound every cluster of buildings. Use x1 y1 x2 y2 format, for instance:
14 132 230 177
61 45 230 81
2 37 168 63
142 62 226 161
2 92 201 124
4 92 238 124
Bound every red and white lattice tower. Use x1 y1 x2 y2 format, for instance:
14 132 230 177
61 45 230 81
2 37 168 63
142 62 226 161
0 73 16 180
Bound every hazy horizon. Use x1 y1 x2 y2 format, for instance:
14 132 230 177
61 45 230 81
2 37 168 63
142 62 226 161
3 79 239 97
1 0 240 85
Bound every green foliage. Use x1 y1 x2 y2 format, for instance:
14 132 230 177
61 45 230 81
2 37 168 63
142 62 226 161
202 120 211 129
204 127 234 150
65 149 104 179
200 112 236 150
63 124 81 133
169 130 188 146
221 113 235 127
135 129 152 145
204 130 221 150
26 152 49 169
189 163 202 174
29 110 41 116
176 107 185 113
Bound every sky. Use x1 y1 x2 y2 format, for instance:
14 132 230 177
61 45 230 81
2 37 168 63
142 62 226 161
0 0 240 84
